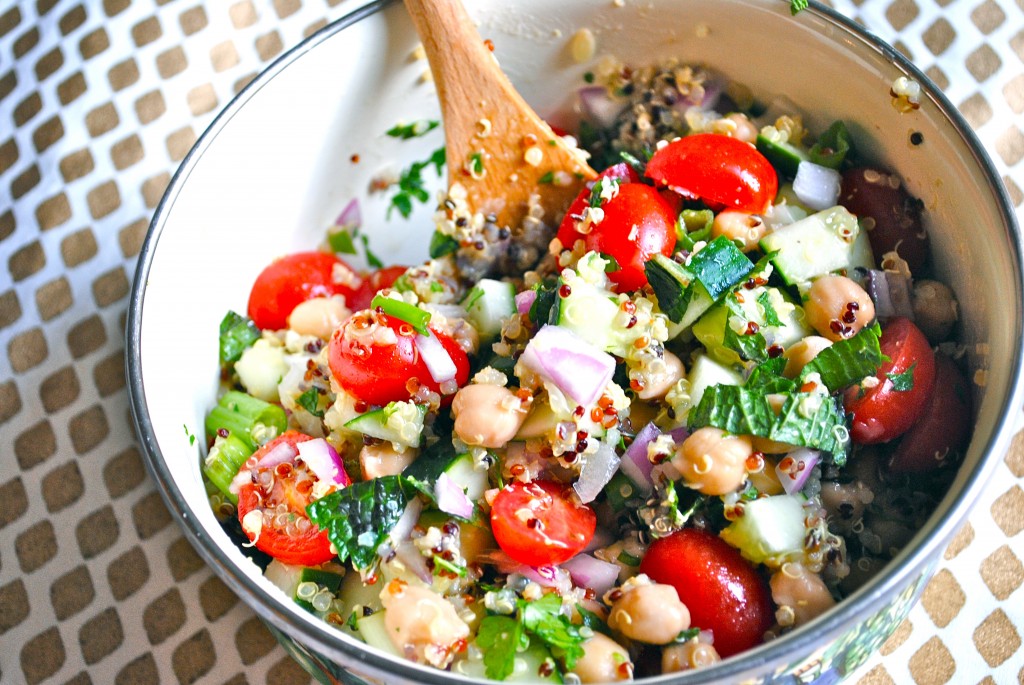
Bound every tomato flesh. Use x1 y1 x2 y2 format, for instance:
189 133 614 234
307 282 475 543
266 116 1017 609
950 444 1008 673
845 317 936 444
640 528 773 658
888 354 971 473
645 133 779 214
556 164 675 292
490 479 596 567
235 431 339 566
247 251 360 331
349 265 409 311
328 311 470 407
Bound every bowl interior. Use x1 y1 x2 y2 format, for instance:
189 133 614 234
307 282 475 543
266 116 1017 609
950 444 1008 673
130 0 1022 682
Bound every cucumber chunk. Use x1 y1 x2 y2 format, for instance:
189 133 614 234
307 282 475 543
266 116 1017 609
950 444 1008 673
466 279 517 341
344 401 426 448
719 494 807 565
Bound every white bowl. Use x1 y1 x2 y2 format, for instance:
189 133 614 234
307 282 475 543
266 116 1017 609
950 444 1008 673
128 0 1024 683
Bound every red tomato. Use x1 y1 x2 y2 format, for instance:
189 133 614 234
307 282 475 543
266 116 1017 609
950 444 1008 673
888 354 972 473
640 528 773 658
645 133 779 214
328 311 470 406
490 479 596 567
236 431 344 566
845 317 936 444
247 251 361 331
557 167 676 292
349 265 409 311
557 162 641 247
840 168 928 274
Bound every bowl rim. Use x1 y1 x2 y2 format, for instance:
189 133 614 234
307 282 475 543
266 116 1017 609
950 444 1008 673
127 0 1024 682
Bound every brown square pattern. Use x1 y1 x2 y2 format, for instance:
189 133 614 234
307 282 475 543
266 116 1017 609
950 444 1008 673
107 545 150 601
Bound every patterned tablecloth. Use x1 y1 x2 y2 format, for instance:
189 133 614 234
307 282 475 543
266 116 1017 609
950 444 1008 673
1 0 1022 683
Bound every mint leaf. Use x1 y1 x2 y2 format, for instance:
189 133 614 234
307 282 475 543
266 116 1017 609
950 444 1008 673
296 387 324 418
688 385 775 436
476 615 524 681
429 230 459 258
769 392 849 462
218 311 260 364
887 363 917 392
756 291 783 326
306 476 413 569
799 322 884 392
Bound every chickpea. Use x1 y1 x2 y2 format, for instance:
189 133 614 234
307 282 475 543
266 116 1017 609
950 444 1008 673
637 350 685 401
820 480 869 534
662 639 721 673
711 210 767 252
671 427 752 495
608 583 690 645
782 336 833 378
451 384 530 448
803 275 875 342
911 279 958 343
360 442 416 480
769 563 836 628
725 112 759 143
570 633 633 683
288 295 349 339
380 581 470 668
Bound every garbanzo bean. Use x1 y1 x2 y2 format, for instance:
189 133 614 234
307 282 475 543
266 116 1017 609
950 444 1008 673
712 210 767 252
782 336 833 378
359 442 416 480
637 350 685 401
725 112 759 143
661 639 722 673
451 384 530 448
803 275 875 341
380 581 470 668
911 279 958 342
287 295 349 339
671 427 752 495
570 633 633 683
769 563 836 628
608 583 690 645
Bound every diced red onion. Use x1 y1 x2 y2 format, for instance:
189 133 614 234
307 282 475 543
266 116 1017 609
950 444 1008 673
335 198 361 228
866 269 914 321
435 472 474 519
562 554 621 597
256 440 297 469
387 497 423 546
515 289 537 315
519 325 615 407
574 440 620 504
415 333 457 384
793 161 842 211
620 423 662 495
479 550 571 589
394 541 432 584
583 526 614 553
578 86 627 128
671 78 723 112
297 438 350 486
775 448 821 495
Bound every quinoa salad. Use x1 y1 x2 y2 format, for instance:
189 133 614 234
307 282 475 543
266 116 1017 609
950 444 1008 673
202 58 969 682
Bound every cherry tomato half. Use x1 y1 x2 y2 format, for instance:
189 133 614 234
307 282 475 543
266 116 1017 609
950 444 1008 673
640 528 773 658
349 265 409 311
247 251 361 331
845 317 936 444
557 165 675 292
888 354 972 473
840 168 928 274
645 133 779 214
557 162 640 246
236 431 343 566
328 311 470 407
490 479 596 567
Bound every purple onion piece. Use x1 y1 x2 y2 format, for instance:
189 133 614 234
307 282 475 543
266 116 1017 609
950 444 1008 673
515 289 537 316
578 86 627 128
256 440 297 469
620 422 662 495
296 438 349 486
335 198 361 228
435 472 474 519
562 553 621 597
519 325 615 407
866 269 915 321
775 448 821 495
573 440 620 504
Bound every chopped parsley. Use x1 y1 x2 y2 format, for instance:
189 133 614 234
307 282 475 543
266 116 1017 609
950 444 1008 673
296 387 324 418
476 615 525 680
359 234 384 268
469 151 485 176
429 230 459 258
476 593 586 680
538 171 555 184
887 363 917 391
385 119 439 139
218 310 260 364
388 146 446 219
790 0 809 14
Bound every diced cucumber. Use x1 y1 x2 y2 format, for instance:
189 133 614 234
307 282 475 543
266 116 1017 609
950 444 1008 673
554 275 621 352
299 567 344 592
356 610 403 657
344 401 426 448
759 206 875 291
687 354 743 413
454 638 562 682
756 134 809 179
264 559 304 597
443 452 488 502
515 399 558 440
719 494 807 565
692 286 812 365
466 279 517 341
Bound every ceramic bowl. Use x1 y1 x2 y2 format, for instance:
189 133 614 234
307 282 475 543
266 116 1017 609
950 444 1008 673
127 0 1023 683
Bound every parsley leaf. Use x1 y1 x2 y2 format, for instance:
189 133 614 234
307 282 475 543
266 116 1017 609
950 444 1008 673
218 311 260 364
386 119 439 139
429 230 459 258
388 146 446 219
790 0 809 14
359 234 384 268
887 363 917 391
306 476 414 569
476 615 525 681
519 594 586 669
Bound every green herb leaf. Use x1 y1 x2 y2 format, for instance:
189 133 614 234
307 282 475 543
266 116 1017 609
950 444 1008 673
370 294 431 335
469 152 485 176
306 476 414 569
296 387 324 418
328 228 358 255
388 146 446 219
756 291 783 326
576 605 612 637
538 171 555 184
359 234 384 268
476 615 525 681
798 322 884 392
675 627 702 642
808 120 852 169
519 594 586 669
429 230 459 258
386 119 440 139
790 0 809 14
218 311 261 364
887 363 917 392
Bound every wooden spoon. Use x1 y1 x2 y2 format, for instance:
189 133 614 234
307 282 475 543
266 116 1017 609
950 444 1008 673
403 0 597 233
